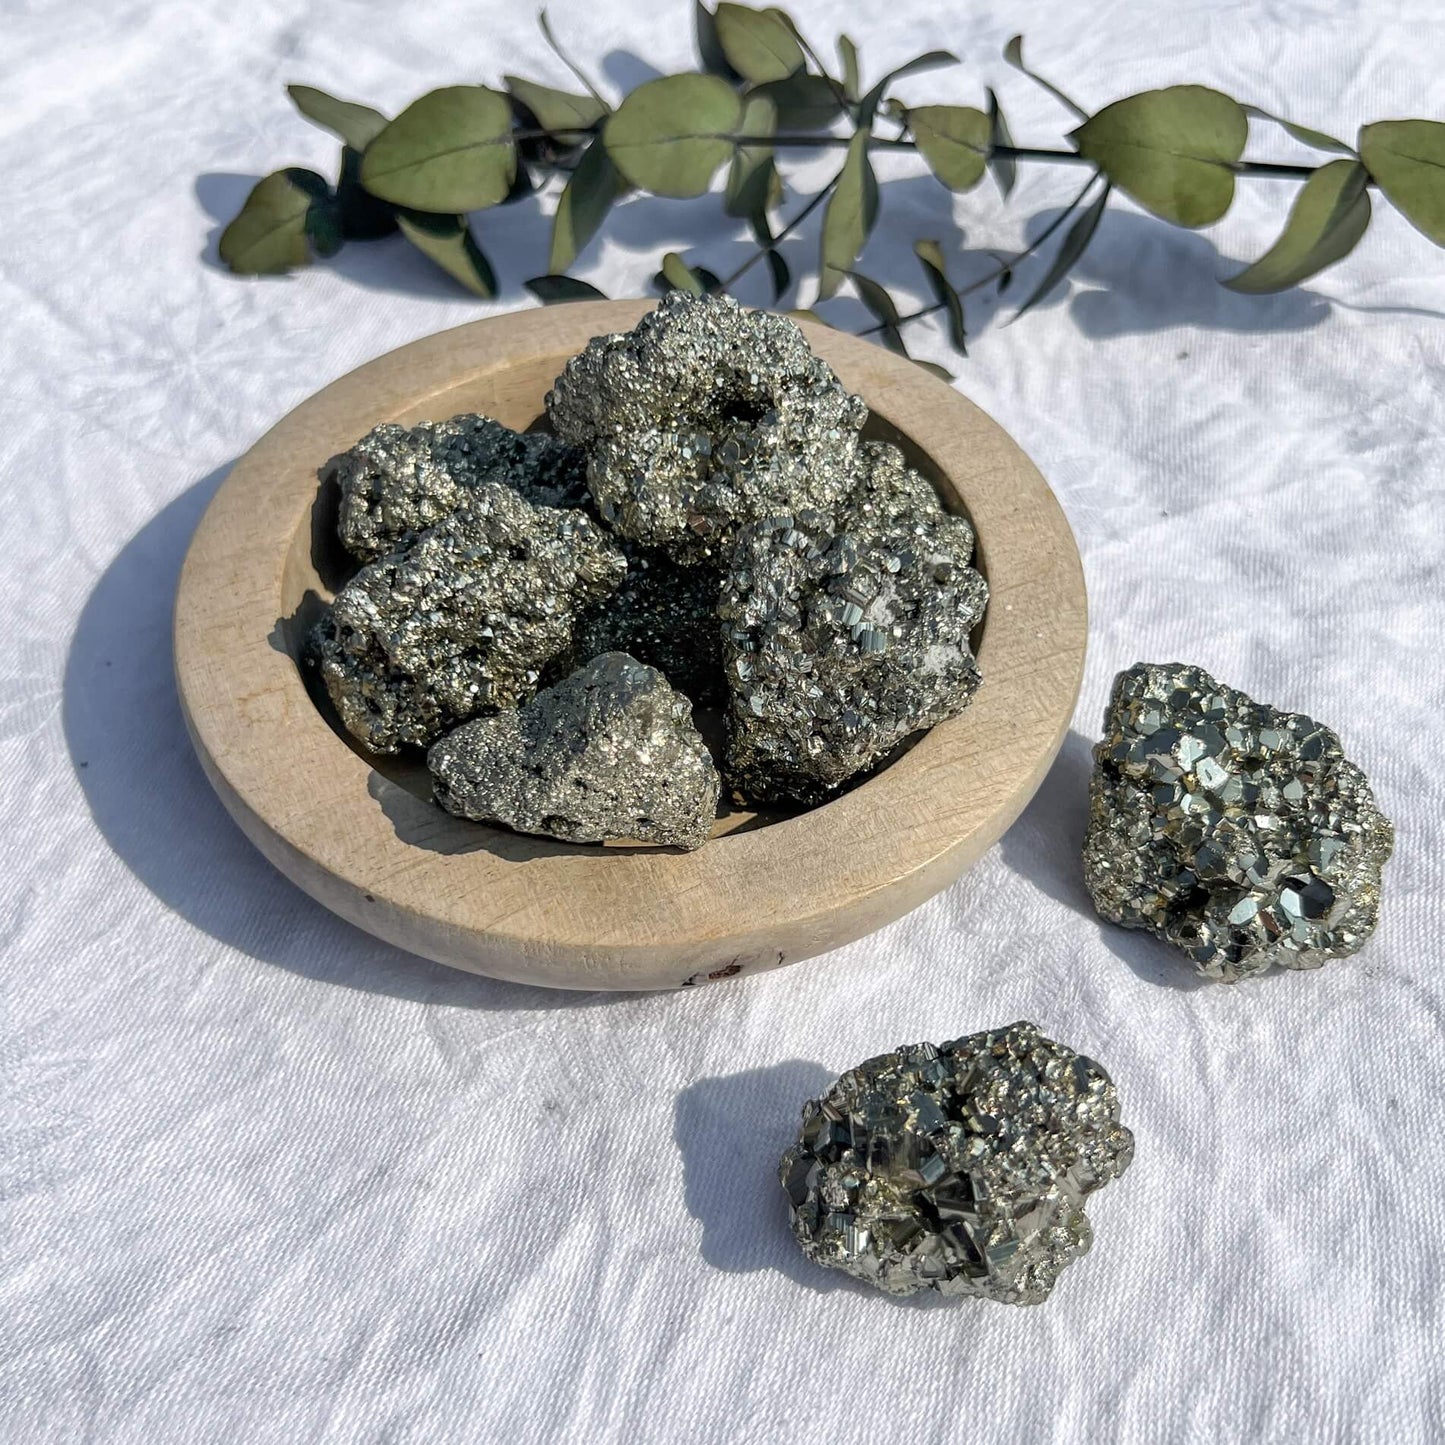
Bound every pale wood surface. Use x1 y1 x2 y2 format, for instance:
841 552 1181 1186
174 301 1087 990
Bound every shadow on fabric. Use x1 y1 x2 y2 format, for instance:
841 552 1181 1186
674 1061 958 1307
61 466 621 1013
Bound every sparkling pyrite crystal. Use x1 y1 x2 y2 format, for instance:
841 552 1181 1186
326 413 589 561
545 292 868 565
781 1023 1133 1303
718 504 986 804
312 483 626 753
1083 662 1394 981
428 652 720 849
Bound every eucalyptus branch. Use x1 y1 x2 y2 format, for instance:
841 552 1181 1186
222 4 1445 367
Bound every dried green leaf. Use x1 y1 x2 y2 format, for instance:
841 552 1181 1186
1013 181 1111 320
818 131 877 299
847 270 901 329
661 251 706 294
336 147 397 240
1224 159 1371 293
765 247 790 302
838 35 861 104
987 88 1016 198
1243 105 1353 156
287 85 388 152
695 1 743 80
913 358 954 381
526 274 609 303
913 239 967 352
713 4 803 84
505 76 608 133
1072 87 1247 227
910 105 990 191
604 74 742 196
549 136 627 273
1359 119 1445 247
219 168 331 274
752 73 844 131
857 50 958 128
395 210 496 296
725 93 781 221
361 86 516 211
1003 35 1086 121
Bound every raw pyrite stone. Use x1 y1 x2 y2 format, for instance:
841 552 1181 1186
326 413 589 561
545 292 868 566
428 652 720 850
312 482 626 753
1082 662 1394 981
718 507 986 805
780 1022 1134 1304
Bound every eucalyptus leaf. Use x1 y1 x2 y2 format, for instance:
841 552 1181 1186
857 50 958 128
1225 159 1371 292
876 327 909 355
361 86 516 211
913 358 955 381
526 274 609 302
713 3 803 84
987 88 1017 198
914 239 967 352
765 247 790 302
838 34 861 104
753 72 844 131
1003 35 1086 121
661 251 706 294
305 200 345 258
395 210 497 296
1243 105 1353 156
1072 87 1247 227
725 93 781 221
219 168 331 274
336 147 398 240
550 136 628 273
1359 119 1445 247
910 105 990 191
695 1 743 80
504 76 608 133
818 130 878 299
1013 181 1110 320
847 270 901 330
604 74 742 196
287 85 388 152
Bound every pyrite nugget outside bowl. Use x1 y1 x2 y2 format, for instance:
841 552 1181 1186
174 301 1086 990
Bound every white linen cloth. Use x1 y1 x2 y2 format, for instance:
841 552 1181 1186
4 1 1444 1439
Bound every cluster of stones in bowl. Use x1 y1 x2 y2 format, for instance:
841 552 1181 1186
311 293 988 850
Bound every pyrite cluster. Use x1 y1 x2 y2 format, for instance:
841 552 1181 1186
311 293 987 847
1083 662 1394 981
781 1022 1134 1303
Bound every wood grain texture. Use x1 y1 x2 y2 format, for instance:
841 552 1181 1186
174 301 1086 990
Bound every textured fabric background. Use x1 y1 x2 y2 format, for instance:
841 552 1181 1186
4 1 1444 1440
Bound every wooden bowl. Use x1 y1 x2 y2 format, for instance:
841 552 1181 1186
175 301 1085 991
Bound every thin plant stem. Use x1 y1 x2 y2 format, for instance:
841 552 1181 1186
855 171 1102 336
721 176 838 286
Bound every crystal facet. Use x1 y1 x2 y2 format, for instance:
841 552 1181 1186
781 1022 1133 1304
1082 662 1394 981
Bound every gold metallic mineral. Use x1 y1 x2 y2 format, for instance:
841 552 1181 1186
1082 662 1394 981
781 1022 1133 1303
